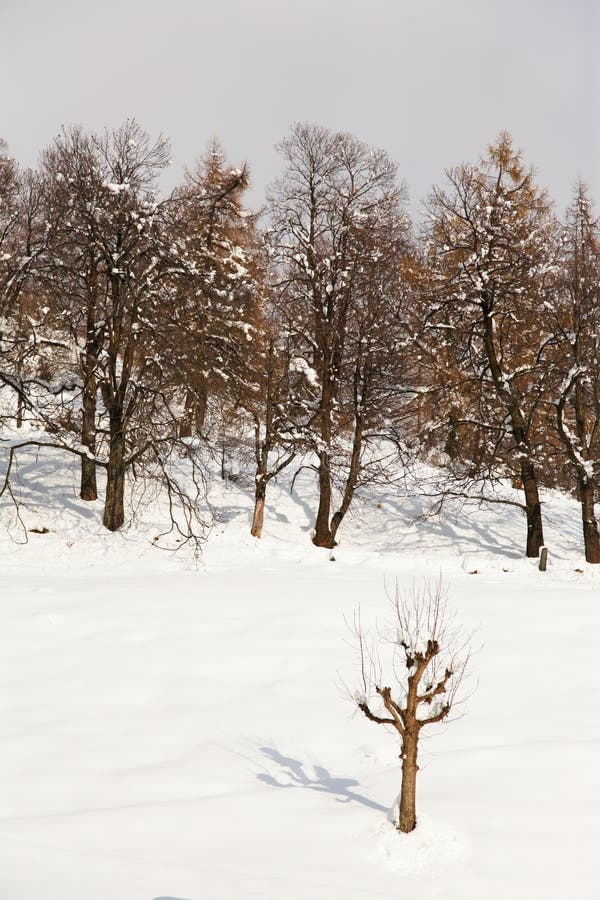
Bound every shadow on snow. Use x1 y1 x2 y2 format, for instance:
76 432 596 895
257 745 387 813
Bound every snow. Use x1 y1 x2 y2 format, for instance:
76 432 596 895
104 181 130 194
1 452 599 898
290 355 319 388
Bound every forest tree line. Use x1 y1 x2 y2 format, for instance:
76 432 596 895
1 121 599 561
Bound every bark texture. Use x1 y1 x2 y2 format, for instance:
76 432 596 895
580 478 600 564
313 450 333 547
520 458 544 558
80 369 97 500
250 479 266 539
103 425 125 531
398 733 418 833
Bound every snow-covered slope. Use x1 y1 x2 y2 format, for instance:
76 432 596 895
1 451 599 899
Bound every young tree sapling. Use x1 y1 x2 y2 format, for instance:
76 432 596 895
353 581 469 833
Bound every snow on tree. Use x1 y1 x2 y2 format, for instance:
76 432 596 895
38 126 116 500
424 134 557 558
15 122 209 539
267 123 414 548
0 148 54 447
542 183 600 563
163 141 262 438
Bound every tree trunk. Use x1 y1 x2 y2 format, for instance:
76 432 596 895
520 458 544 558
328 401 364 547
398 732 418 833
179 415 192 440
180 385 208 438
13 362 25 427
80 369 97 500
313 357 336 547
220 441 227 481
103 424 126 531
16 381 23 428
195 386 208 431
251 477 267 538
313 449 334 547
80 269 100 499
573 379 600 563
579 477 600 564
482 312 544 558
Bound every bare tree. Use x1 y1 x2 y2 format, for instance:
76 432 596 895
241 330 308 538
24 121 209 536
0 140 22 349
352 582 469 833
39 127 111 500
268 123 413 548
0 146 49 430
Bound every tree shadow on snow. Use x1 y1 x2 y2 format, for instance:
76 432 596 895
257 746 387 813
8 452 99 520
360 489 525 559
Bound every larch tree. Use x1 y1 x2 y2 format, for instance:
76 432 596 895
544 183 600 563
424 134 556 558
164 142 261 439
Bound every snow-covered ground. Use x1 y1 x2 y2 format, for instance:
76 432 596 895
1 452 599 899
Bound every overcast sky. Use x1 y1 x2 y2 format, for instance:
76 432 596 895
1 0 597 215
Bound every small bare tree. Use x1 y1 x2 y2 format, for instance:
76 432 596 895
352 582 469 833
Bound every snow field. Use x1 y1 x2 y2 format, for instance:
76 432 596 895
0 454 599 898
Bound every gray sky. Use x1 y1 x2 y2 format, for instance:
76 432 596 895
1 0 597 215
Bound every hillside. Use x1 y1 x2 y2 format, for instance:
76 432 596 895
1 450 599 899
